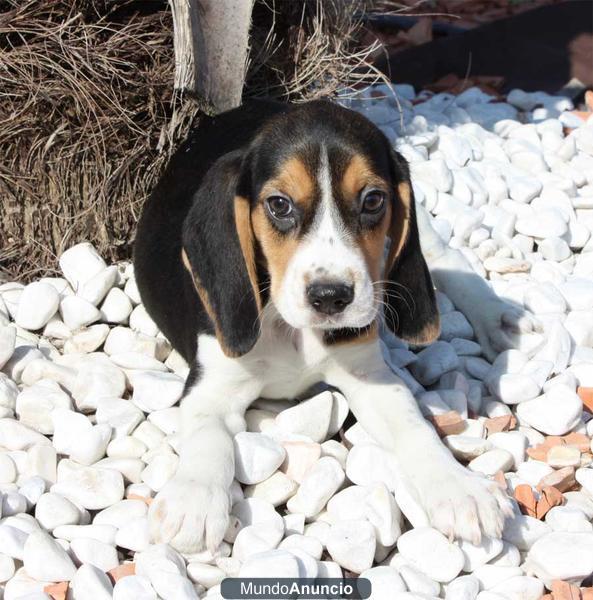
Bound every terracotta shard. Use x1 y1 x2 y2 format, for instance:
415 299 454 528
563 432 591 452
577 386 593 413
484 415 517 435
515 483 537 518
428 411 466 437
536 486 564 520
43 582 68 600
108 562 136 582
551 579 582 600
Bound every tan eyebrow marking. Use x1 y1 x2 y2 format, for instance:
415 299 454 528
260 156 315 211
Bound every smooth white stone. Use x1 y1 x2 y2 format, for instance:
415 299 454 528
278 534 323 561
397 527 464 583
0 326 16 371
111 351 167 372
129 370 183 412
19 476 46 505
244 471 298 507
186 562 225 588
132 421 165 449
439 311 474 341
0 453 16 483
100 288 133 324
232 523 284 562
539 236 571 262
233 432 286 485
107 436 147 459
112 575 157 600
445 575 480 600
559 278 593 310
564 491 593 520
51 464 124 509
70 564 113 600
60 296 101 330
410 341 460 386
473 564 524 590
410 158 453 192
129 305 158 337
53 524 116 545
135 544 196 600
16 381 71 435
502 513 551 551
361 565 407 595
564 310 593 346
114 516 150 552
516 209 568 238
34 493 80 530
327 485 368 521
275 391 333 443
444 436 492 461
516 461 553 487
239 549 299 578
545 505 593 533
52 409 111 465
516 384 582 435
0 553 15 583
523 282 566 314
0 419 51 451
0 524 28 559
346 444 396 490
320 439 349 468
15 283 59 331
487 432 527 468
63 324 110 355
458 537 503 572
2 492 28 516
328 391 349 437
287 457 344 517
396 564 438 596
69 537 119 572
366 482 402 546
148 407 180 435
95 457 144 484
78 266 117 307
575 467 593 496
326 520 376 574
23 530 76 582
95 398 144 438
59 243 107 292
468 449 514 475
93 499 147 528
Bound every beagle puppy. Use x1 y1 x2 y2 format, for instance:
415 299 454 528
134 99 513 554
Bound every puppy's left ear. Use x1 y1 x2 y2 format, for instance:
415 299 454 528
182 150 262 358
384 150 440 344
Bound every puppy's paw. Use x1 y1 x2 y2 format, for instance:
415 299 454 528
412 467 513 544
148 476 230 554
468 299 541 361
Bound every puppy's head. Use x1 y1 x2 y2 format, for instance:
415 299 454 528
184 101 439 357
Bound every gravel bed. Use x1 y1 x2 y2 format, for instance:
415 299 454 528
1 84 593 599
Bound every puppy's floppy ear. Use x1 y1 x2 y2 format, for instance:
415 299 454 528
384 150 439 344
182 150 262 357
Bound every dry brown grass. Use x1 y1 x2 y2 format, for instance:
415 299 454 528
0 0 380 281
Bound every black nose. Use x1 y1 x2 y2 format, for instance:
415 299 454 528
306 283 354 315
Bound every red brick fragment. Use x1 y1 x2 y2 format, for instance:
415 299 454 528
108 562 136 582
536 486 564 520
551 579 582 600
515 484 537 518
44 582 68 600
429 411 465 437
577 387 593 413
484 415 517 435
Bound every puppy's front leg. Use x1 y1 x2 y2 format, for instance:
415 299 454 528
148 367 261 554
327 343 512 543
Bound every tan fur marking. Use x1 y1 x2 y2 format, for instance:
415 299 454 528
340 154 381 200
251 204 299 304
385 181 412 274
234 195 263 313
260 156 315 211
180 247 241 358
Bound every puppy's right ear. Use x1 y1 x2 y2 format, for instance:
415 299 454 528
182 150 262 358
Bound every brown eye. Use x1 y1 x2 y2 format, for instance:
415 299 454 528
266 195 293 219
362 190 385 214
